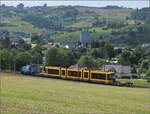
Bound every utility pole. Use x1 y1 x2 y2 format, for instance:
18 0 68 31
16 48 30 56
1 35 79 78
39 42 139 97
37 53 40 73
0 0 2 75
148 6 150 108
13 56 16 75
9 54 11 73
0 54 1 74
37 53 40 67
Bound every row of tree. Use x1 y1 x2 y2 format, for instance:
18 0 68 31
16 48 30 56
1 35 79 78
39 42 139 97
0 40 149 79
0 38 43 71
118 46 150 78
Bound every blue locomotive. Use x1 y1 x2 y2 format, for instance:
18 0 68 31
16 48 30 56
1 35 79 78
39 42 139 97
21 64 40 75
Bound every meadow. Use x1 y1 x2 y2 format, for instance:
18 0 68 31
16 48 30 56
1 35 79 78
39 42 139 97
1 73 149 114
118 79 150 88
0 17 46 33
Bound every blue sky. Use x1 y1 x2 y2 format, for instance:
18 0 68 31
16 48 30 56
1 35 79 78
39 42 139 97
1 1 149 9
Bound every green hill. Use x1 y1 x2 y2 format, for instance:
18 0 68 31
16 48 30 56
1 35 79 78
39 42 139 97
0 5 149 46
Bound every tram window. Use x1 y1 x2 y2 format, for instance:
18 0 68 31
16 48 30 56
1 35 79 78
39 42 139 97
107 74 115 80
107 74 113 80
62 70 65 75
68 71 81 77
84 72 89 78
91 73 106 79
48 69 59 75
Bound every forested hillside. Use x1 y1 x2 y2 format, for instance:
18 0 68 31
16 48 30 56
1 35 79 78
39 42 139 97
0 4 150 46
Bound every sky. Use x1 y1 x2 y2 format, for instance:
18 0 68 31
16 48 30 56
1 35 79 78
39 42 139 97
1 1 149 9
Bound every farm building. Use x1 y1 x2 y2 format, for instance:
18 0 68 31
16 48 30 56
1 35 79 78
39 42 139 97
103 65 134 78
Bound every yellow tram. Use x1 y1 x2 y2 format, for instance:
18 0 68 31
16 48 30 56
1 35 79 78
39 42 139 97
44 66 115 84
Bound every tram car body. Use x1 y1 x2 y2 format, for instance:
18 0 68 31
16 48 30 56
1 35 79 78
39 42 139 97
44 66 115 84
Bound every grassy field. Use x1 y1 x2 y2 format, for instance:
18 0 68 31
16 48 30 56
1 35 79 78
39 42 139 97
0 17 46 33
118 79 150 88
53 31 80 43
1 73 149 114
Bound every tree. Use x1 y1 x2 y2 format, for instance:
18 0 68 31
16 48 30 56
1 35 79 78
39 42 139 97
104 43 114 59
32 45 42 55
0 40 3 49
0 37 11 49
63 6 79 19
141 59 149 70
0 49 10 69
31 53 43 65
118 51 131 65
43 4 47 8
31 34 41 44
45 48 76 67
92 16 106 27
31 45 43 65
17 3 24 9
90 42 115 59
131 7 150 20
16 52 32 70
45 48 58 66
90 49 99 58
78 55 98 69
145 69 150 82
133 46 145 63
66 50 76 67
18 40 31 51
0 49 19 70
95 58 106 69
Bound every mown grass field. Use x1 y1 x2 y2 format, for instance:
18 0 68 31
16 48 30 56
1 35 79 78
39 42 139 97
1 73 149 114
118 79 150 88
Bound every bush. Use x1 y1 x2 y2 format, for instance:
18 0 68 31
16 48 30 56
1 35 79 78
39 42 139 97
145 69 150 82
78 55 99 69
